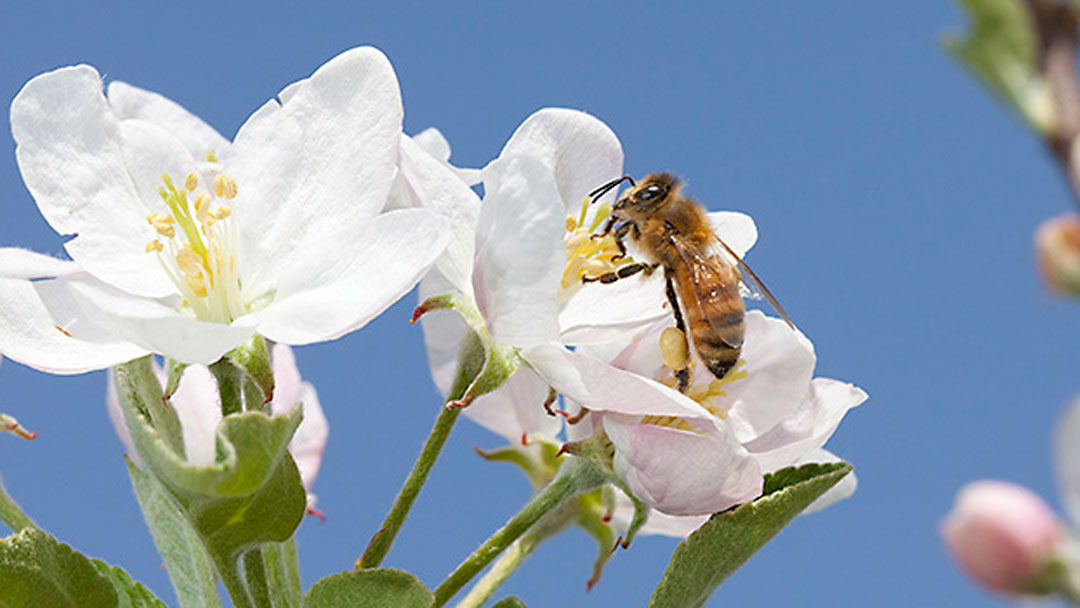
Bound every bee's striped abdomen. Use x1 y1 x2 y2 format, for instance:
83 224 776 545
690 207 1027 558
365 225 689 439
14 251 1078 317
675 258 745 380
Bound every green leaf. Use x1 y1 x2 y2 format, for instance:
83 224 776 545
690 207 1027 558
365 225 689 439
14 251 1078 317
491 597 526 608
304 569 434 608
0 528 166 608
944 0 1056 132
647 462 853 608
127 460 220 608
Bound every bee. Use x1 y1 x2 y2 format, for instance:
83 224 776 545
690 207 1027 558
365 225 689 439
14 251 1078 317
583 172 793 392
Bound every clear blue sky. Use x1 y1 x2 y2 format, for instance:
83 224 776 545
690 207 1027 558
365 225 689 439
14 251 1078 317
0 2 1071 606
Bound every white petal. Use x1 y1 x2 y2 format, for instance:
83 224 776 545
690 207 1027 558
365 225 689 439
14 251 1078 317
604 415 762 516
499 108 623 209
558 273 669 344
417 272 468 397
412 127 451 162
169 364 222 467
10 65 180 297
66 278 255 364
1056 397 1080 525
745 378 867 471
250 208 448 345
607 489 708 539
267 344 327 489
795 449 858 515
464 367 562 444
0 276 146 374
106 81 229 157
708 211 758 258
474 155 564 347
525 343 716 425
0 248 80 279
720 311 817 442
394 134 480 298
226 47 403 294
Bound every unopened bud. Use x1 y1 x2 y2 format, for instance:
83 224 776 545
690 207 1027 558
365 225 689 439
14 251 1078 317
942 481 1065 596
1036 214 1080 296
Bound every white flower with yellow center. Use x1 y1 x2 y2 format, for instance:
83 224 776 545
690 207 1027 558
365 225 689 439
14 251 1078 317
0 47 449 372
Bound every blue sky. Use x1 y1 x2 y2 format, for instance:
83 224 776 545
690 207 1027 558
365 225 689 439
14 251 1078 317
0 2 1072 606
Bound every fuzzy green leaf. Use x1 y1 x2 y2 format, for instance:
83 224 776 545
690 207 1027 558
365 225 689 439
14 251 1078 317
127 460 220 608
647 462 853 608
945 0 1056 132
304 569 434 608
491 598 526 608
0 528 166 608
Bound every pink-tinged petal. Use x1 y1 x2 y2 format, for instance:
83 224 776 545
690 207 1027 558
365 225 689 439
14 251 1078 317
1055 397 1080 525
105 369 139 464
720 311 816 443
499 108 623 210
464 367 562 445
558 273 668 345
10 65 181 298
474 156 564 347
249 208 447 345
797 449 858 515
607 489 709 539
744 378 867 472
942 481 1066 595
65 278 255 364
226 47 403 293
0 276 146 374
168 364 222 468
417 273 468 397
0 248 80 279
603 415 762 516
106 81 229 158
708 211 757 259
269 344 327 489
270 343 303 414
525 343 716 425
393 134 480 298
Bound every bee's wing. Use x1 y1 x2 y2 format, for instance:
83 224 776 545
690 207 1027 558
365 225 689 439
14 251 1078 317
667 232 744 348
700 233 796 330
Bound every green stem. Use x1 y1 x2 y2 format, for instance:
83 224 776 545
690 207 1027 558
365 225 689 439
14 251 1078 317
261 541 301 607
433 457 605 607
243 549 271 608
283 537 302 604
0 474 35 532
357 331 486 569
212 551 254 608
456 529 540 608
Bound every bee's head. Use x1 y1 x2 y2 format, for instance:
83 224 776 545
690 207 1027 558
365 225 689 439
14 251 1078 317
614 173 679 215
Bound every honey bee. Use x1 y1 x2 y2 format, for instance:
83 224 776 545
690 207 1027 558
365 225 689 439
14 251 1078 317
583 172 794 392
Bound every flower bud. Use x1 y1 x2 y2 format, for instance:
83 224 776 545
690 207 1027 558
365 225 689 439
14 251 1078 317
942 481 1065 596
1036 214 1080 296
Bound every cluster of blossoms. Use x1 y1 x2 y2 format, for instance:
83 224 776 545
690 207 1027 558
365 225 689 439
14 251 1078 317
0 45 864 598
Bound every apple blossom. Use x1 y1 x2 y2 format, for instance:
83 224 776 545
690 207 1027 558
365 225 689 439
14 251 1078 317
107 344 327 492
0 46 449 372
942 481 1066 595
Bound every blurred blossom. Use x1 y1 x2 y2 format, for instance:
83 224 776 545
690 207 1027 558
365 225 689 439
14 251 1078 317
1036 214 1080 297
942 481 1065 596
0 46 448 373
107 344 327 491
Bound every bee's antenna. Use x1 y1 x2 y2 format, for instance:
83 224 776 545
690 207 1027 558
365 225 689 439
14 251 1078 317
588 175 635 204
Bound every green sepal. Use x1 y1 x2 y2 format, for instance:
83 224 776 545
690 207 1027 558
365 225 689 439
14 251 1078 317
115 357 185 457
475 441 562 489
163 359 188 400
414 293 520 407
304 568 434 608
225 335 274 409
491 597 526 608
945 0 1057 133
0 527 167 608
573 487 618 591
647 462 853 608
0 414 35 441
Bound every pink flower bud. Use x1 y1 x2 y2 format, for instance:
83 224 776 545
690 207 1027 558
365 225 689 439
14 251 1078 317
942 481 1065 595
1036 214 1080 296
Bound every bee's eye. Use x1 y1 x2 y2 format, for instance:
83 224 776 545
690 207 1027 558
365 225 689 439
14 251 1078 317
638 184 665 202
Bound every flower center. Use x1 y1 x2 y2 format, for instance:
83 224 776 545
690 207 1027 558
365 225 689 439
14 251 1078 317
640 357 749 432
560 197 638 302
145 170 245 323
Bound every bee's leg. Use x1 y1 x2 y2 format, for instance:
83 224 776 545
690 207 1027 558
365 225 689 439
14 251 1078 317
582 262 659 284
665 274 692 393
609 222 632 260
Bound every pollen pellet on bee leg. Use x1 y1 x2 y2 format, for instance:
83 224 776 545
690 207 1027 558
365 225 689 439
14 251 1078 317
660 327 689 371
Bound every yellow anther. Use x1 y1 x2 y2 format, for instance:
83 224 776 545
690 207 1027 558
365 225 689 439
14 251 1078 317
147 213 173 225
154 223 175 238
583 258 611 276
194 194 211 222
688 384 710 402
184 172 199 192
206 150 218 163
145 240 164 253
660 327 690 371
212 206 232 220
564 232 589 253
213 174 237 199
184 274 208 298
176 245 203 277
566 215 578 232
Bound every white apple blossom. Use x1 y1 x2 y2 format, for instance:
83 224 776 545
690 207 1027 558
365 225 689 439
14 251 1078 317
0 47 449 372
107 344 327 491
